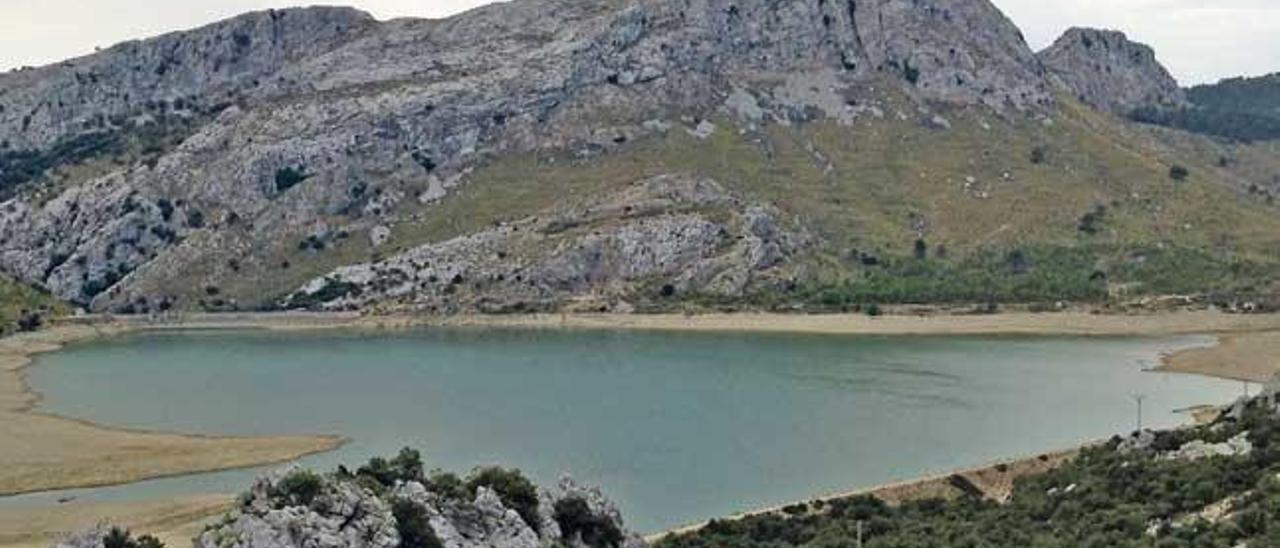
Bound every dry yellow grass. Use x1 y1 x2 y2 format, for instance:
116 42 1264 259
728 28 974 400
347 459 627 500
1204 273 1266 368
0 494 232 548
0 495 233 548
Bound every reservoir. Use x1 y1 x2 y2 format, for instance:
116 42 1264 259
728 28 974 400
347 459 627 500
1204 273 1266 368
14 328 1240 532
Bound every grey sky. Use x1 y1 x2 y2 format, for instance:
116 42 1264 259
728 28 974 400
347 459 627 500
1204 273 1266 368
1 0 1276 85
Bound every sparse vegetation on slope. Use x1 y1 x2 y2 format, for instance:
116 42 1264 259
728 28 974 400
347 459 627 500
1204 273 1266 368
660 388 1280 547
0 274 64 335
1131 73 1280 143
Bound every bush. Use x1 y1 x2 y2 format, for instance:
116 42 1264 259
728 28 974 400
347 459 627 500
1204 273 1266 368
357 447 425 488
467 467 540 531
391 498 443 548
275 166 311 193
554 497 624 548
424 470 468 501
16 310 41 332
902 60 920 85
186 209 205 229
102 527 165 548
1170 165 1191 181
275 469 324 507
1030 146 1048 164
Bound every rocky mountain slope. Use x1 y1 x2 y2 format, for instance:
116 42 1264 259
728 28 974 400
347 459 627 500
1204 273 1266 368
1 0 1278 315
1037 27 1186 115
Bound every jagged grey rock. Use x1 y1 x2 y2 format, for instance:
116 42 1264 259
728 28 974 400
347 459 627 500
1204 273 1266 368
1038 27 1187 115
1117 429 1157 454
196 468 643 548
197 472 399 548
287 174 800 312
1162 432 1253 462
52 527 115 548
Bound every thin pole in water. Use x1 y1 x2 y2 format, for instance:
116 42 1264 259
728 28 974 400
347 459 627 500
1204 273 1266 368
1133 394 1146 432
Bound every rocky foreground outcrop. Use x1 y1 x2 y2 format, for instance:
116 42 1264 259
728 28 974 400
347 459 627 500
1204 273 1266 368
1038 27 1186 115
196 470 642 548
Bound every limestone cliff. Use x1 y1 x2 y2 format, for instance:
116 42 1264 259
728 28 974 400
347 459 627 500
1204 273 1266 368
1038 27 1186 115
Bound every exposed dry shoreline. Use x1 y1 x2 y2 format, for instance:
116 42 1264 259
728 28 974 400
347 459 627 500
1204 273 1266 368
2 310 1279 546
0 495 234 548
0 323 344 498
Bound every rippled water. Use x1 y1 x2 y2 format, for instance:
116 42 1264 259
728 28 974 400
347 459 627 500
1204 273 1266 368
13 328 1239 531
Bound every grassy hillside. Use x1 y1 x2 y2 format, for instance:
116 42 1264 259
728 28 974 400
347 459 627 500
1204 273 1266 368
0 274 64 334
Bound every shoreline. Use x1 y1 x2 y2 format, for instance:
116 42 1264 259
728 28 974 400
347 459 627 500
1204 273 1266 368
0 323 345 499
646 446 1081 542
69 309 1280 338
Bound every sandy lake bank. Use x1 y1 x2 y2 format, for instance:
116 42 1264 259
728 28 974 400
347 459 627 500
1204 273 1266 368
0 324 343 498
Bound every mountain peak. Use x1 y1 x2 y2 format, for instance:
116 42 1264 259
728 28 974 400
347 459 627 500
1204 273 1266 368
1038 27 1186 114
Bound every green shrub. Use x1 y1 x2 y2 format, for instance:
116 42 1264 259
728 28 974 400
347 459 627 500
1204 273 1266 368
554 497 623 548
902 60 920 85
275 166 311 193
357 448 425 488
102 527 165 548
16 310 41 332
275 469 324 507
1030 145 1048 164
424 470 468 501
391 498 443 548
467 467 540 531
1170 165 1191 181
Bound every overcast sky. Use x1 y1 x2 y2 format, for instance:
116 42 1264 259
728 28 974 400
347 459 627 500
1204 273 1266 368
1 0 1276 85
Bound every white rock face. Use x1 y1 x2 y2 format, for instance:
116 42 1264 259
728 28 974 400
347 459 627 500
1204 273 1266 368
1038 27 1187 115
287 175 800 312
1163 432 1254 462
0 7 376 151
197 475 399 548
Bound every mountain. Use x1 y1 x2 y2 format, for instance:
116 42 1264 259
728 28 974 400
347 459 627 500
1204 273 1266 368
1037 28 1186 115
1 0 1278 317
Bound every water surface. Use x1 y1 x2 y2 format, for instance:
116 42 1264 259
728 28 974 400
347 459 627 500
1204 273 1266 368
15 328 1239 531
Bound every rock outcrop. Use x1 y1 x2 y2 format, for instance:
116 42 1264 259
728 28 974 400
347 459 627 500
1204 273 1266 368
195 468 643 548
0 7 376 151
1162 432 1253 462
287 174 799 312
1038 27 1186 115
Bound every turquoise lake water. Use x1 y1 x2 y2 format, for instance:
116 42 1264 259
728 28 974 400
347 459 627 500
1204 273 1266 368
10 328 1242 532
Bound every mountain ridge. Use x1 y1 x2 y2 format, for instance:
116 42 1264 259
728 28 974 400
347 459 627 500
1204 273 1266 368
0 0 1277 318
